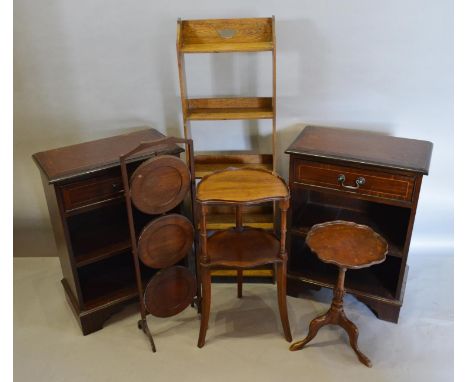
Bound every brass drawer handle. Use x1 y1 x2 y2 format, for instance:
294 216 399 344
337 174 366 190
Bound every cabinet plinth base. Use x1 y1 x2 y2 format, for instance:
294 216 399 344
61 279 137 335
356 296 401 324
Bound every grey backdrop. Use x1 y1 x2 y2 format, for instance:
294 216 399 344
13 0 453 256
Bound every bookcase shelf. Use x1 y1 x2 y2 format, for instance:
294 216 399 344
187 97 273 120
177 17 277 281
180 41 274 53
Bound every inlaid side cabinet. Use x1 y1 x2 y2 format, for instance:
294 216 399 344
285 126 433 323
33 128 183 334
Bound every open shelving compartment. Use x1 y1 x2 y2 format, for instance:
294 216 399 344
177 17 278 279
288 187 411 304
67 198 182 310
77 251 154 311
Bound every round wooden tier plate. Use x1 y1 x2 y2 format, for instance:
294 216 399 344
130 155 190 215
138 214 194 269
144 266 197 318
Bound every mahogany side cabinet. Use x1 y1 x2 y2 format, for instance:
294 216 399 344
33 128 183 334
285 126 433 323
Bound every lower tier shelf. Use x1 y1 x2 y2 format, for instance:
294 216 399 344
211 268 273 278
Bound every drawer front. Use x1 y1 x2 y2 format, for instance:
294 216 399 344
61 175 124 212
294 160 415 202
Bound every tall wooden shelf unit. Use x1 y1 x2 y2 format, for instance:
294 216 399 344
177 17 277 279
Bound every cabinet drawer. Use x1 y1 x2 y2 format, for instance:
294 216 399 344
294 160 415 202
61 175 124 212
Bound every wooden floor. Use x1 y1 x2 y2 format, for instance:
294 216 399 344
13 248 453 382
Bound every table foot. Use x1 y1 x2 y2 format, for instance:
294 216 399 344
338 313 371 367
289 311 330 351
138 319 156 353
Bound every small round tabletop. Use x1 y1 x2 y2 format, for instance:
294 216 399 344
306 221 388 269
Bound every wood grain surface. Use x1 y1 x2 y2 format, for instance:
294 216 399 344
286 126 433 174
138 214 194 269
306 221 388 269
205 228 281 268
33 128 183 183
144 266 197 318
197 167 288 203
130 155 190 215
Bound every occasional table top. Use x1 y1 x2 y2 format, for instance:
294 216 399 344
197 167 289 203
306 221 388 269
33 128 183 183
285 126 433 174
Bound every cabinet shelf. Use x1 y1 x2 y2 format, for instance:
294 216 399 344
68 205 130 266
290 190 409 258
68 203 155 269
288 234 403 302
187 97 273 121
79 252 154 310
287 266 403 303
64 196 125 217
75 240 131 268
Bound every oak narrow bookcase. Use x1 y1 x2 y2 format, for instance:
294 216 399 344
176 17 277 280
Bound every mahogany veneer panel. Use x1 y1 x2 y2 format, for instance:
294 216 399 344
286 126 432 175
294 160 415 202
33 128 182 183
